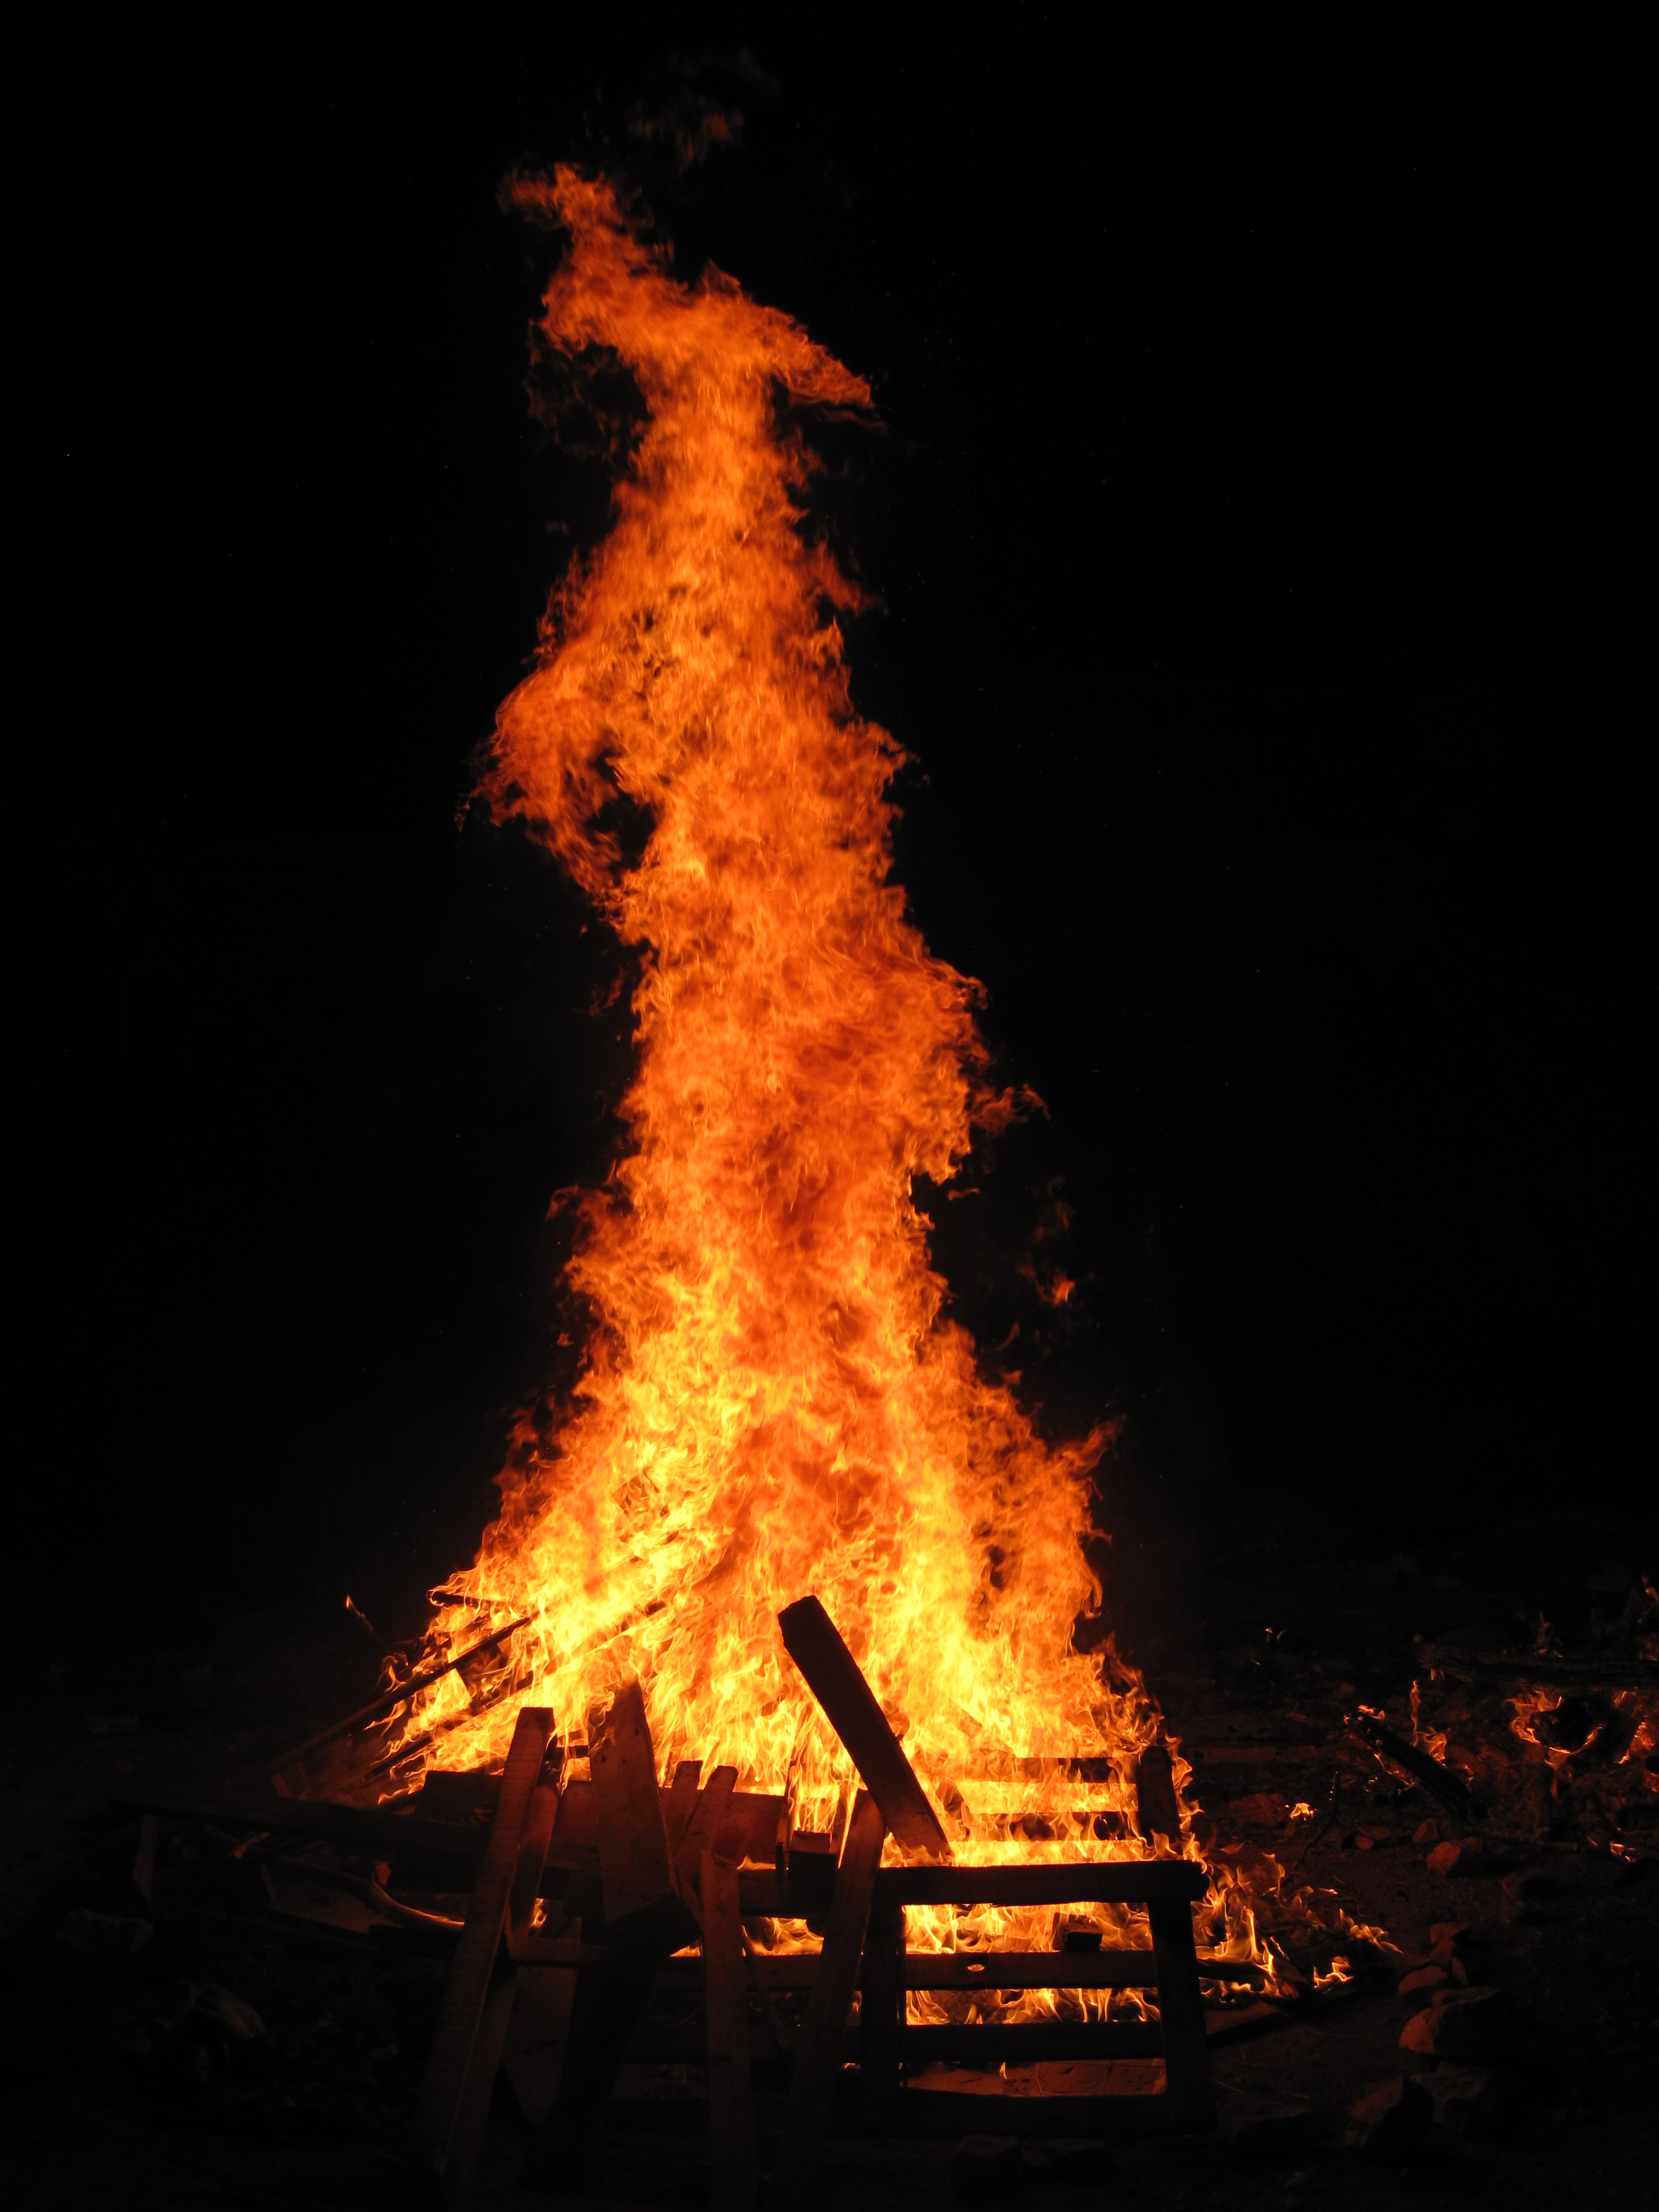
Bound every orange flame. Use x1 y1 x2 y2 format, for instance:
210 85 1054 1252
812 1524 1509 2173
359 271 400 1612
396 170 1163 1858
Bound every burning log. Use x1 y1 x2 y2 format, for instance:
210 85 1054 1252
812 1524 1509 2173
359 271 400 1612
267 1612 534 1794
1417 1640 1659 1689
1348 1711 1475 1816
778 1597 951 1858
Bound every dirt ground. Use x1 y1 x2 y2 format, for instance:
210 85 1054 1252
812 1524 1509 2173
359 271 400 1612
2 1495 1655 2210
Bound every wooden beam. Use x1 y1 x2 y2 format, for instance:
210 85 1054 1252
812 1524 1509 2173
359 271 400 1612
590 1677 698 1951
418 1705 553 2176
703 1852 758 2212
778 1598 950 1858
1149 1895 1215 2126
775 1792 886 2199
873 1860 1207 1908
651 1946 1170 1992
859 1892 903 2117
1133 1743 1182 1846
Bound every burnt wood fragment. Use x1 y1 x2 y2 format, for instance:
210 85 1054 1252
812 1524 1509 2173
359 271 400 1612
1349 1711 1475 1814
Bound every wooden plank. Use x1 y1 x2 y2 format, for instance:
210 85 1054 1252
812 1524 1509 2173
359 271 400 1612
703 1852 758 2212
589 1677 697 1951
902 2021 1165 2062
446 1770 564 2182
674 1764 738 1914
623 2019 1165 2065
596 2090 1182 2140
418 1706 553 2175
829 2091 1178 2139
1148 1895 1214 2126
875 1860 1207 1908
775 1792 886 2199
518 1956 662 2188
860 1893 903 2116
1133 1744 1182 1846
652 1948 1166 1992
778 1598 950 1857
664 1758 702 1852
592 1677 673 1922
543 1775 786 1864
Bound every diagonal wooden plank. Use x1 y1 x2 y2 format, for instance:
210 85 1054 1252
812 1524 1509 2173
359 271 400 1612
777 1598 950 1858
703 1851 758 2212
418 1706 554 2174
774 1792 886 2199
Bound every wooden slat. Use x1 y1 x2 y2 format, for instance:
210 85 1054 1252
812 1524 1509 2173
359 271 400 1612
652 1947 1166 1992
674 1765 738 1914
418 1706 553 2174
589 1679 699 1952
664 1759 702 1852
860 1894 903 2116
592 1677 674 1922
703 1852 757 2212
1134 1744 1182 1846
775 1792 886 2197
902 2020 1165 2062
779 1598 950 1857
548 1776 786 1865
600 2090 1182 2139
1149 1896 1214 2126
874 1860 1207 1908
620 2018 1167 2065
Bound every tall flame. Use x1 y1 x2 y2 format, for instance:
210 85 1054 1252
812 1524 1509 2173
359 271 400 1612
404 170 1156 1837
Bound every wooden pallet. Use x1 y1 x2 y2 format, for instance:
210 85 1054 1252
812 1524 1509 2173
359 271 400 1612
409 1751 1212 2199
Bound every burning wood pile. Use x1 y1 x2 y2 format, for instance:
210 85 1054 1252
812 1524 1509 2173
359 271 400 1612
29 166 1654 2207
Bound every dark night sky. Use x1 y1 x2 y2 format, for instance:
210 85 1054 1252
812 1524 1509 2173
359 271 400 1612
21 23 1643 1649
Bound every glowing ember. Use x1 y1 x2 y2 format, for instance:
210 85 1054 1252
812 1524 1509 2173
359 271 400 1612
390 169 1167 1876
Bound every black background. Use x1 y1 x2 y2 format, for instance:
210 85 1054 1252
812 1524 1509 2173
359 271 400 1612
21 22 1643 1654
